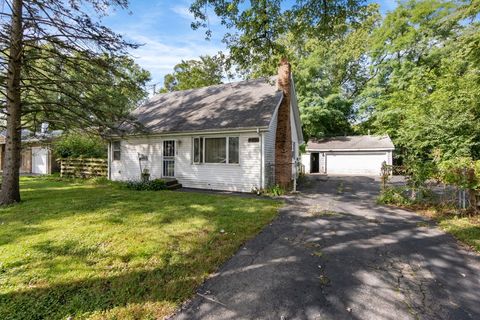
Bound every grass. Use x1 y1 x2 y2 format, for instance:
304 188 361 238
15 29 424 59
378 186 480 253
419 208 480 252
0 177 280 320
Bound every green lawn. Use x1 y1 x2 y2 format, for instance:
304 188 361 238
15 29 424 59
437 215 480 252
0 177 280 320
411 207 479 252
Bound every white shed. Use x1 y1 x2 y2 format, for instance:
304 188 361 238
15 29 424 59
301 135 394 176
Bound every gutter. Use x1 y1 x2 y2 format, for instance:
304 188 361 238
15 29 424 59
259 129 264 189
107 127 270 140
306 148 395 152
107 141 112 180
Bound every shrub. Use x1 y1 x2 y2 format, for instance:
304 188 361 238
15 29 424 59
378 186 435 206
378 187 412 206
53 132 107 159
404 159 436 201
251 184 286 196
437 157 480 212
125 179 167 191
266 184 285 196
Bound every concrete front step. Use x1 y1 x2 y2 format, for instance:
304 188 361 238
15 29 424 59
163 178 179 186
166 183 182 190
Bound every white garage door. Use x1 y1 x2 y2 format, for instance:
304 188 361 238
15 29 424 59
326 152 388 175
31 147 49 174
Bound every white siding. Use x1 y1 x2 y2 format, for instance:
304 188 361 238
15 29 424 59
263 108 278 187
301 154 310 174
110 132 262 192
110 138 163 181
290 103 300 177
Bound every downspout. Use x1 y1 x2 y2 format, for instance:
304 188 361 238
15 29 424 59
107 141 111 180
258 128 263 190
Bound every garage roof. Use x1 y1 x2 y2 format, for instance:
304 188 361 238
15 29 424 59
307 135 394 151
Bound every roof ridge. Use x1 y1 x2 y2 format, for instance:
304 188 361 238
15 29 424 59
150 76 277 99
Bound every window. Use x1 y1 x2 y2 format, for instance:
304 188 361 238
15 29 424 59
112 141 121 160
205 137 226 163
228 137 239 164
193 137 239 164
193 137 203 164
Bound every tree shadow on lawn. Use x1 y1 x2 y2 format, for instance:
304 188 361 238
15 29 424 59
0 180 278 319
1 179 273 245
0 248 205 319
0 212 267 319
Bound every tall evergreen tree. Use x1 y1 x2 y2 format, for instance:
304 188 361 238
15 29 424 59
0 0 147 204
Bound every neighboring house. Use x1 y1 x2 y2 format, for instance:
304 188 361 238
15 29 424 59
301 135 394 176
108 61 304 192
0 128 62 175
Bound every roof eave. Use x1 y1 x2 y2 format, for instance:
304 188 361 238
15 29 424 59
306 147 395 152
107 126 271 139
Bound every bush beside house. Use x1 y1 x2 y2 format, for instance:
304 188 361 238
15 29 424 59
53 132 107 159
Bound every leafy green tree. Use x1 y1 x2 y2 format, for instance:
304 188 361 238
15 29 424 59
189 0 370 76
53 132 107 159
160 55 224 92
360 0 480 163
189 0 378 140
292 4 380 139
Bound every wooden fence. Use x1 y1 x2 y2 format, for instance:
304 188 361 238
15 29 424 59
383 164 408 176
59 158 107 178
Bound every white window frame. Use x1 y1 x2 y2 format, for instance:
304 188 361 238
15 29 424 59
112 141 121 161
192 136 240 165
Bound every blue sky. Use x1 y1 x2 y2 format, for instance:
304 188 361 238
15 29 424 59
102 1 398 88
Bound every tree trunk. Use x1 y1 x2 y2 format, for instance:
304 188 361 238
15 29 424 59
0 0 23 205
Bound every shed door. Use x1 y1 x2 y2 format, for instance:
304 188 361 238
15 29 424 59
32 147 49 174
326 152 387 175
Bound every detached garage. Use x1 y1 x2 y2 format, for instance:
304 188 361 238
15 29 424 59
301 135 394 176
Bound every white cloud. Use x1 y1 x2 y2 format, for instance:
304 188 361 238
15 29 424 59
170 4 221 25
126 33 225 85
170 5 194 20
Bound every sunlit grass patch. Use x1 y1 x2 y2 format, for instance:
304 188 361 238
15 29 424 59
438 215 480 252
0 177 280 319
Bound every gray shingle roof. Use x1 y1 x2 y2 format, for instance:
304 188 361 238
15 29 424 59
307 135 394 150
120 77 283 134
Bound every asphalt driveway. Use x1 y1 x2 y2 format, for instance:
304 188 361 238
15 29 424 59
171 175 480 320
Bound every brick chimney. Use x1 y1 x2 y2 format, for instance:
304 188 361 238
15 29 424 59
275 58 293 188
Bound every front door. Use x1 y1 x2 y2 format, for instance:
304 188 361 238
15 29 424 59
162 140 175 177
310 153 319 173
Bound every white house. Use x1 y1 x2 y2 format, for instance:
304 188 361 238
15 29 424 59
301 135 394 176
108 61 303 192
